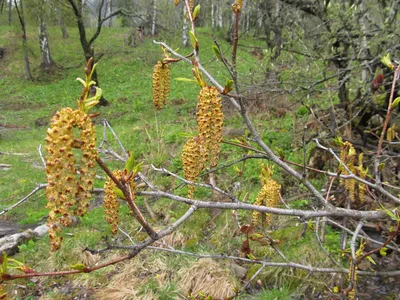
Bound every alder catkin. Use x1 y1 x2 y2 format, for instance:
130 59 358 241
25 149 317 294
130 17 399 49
196 86 223 168
45 108 97 251
339 141 357 202
181 136 204 198
252 166 280 226
103 170 122 234
152 61 171 110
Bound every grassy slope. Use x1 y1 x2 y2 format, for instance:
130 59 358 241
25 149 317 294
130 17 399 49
0 24 335 299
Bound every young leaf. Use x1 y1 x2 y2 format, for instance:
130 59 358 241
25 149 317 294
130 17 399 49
113 187 126 200
174 77 197 83
380 247 388 257
70 263 86 271
366 255 376 265
212 45 221 61
124 153 136 172
189 31 198 51
391 97 400 110
193 4 201 20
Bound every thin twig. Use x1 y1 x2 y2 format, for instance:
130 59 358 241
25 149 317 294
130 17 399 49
0 184 47 216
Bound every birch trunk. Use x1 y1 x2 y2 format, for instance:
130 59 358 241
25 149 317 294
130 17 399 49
151 0 156 36
14 0 32 80
182 4 188 47
38 14 55 71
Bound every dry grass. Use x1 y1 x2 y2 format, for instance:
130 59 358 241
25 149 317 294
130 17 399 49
179 258 239 299
93 253 178 300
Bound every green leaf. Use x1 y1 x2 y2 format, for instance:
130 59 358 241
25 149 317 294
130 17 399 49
381 53 395 70
391 97 400 110
76 77 86 87
124 153 136 172
379 204 398 221
174 77 196 83
113 187 126 200
132 162 143 174
380 247 388 257
223 79 234 94
192 4 201 20
212 45 221 60
70 263 86 271
189 30 198 50
366 255 376 265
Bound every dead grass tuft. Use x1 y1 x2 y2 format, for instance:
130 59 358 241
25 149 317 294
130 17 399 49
179 258 239 299
93 253 178 300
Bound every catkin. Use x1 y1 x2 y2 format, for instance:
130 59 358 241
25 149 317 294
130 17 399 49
181 136 204 198
174 0 180 5
196 86 223 168
252 166 281 226
103 170 122 234
45 108 97 251
152 61 171 110
339 142 357 202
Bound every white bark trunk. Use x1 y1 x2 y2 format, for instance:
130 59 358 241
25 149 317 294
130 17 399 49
182 4 188 46
217 0 223 28
358 2 369 82
211 1 215 30
151 0 156 36
38 12 54 70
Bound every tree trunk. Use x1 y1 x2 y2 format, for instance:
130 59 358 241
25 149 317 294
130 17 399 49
67 0 109 106
151 0 156 36
217 0 223 29
38 13 55 71
182 4 188 47
358 2 370 82
14 0 32 81
8 0 11 25
211 1 215 31
58 11 69 39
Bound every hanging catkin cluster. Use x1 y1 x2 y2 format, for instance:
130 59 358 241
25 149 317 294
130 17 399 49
103 170 122 234
152 61 171 110
174 0 180 5
252 166 281 226
339 141 368 202
181 136 204 198
196 86 223 168
45 108 96 251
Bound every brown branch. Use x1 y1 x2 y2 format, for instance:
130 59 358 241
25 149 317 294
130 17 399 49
95 157 158 239
375 65 400 184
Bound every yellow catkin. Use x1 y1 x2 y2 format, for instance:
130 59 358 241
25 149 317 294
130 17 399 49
103 170 122 234
339 142 357 202
348 263 357 300
252 186 265 226
174 0 180 6
45 108 96 251
152 61 171 110
181 136 204 198
357 153 367 201
253 166 281 226
196 86 223 168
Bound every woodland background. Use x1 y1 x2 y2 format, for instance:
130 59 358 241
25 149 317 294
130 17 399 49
1 0 400 299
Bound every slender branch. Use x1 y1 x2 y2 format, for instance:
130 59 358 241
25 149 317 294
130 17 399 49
95 157 157 239
138 190 385 220
315 139 400 204
0 184 47 216
375 65 400 184
151 165 239 203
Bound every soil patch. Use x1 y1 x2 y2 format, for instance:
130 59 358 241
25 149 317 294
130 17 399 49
1 101 45 111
